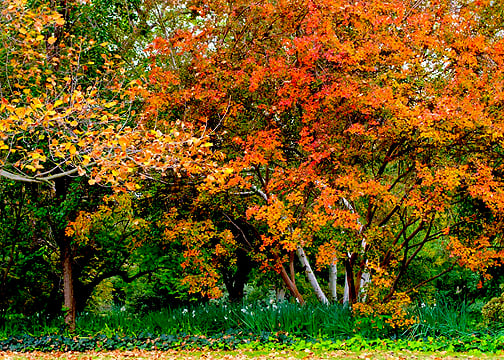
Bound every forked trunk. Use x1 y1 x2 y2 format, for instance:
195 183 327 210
279 264 305 305
343 254 371 304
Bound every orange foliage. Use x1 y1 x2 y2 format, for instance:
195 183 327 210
0 0 216 189
146 0 504 311
161 209 235 299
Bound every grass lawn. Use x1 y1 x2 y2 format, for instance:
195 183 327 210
0 350 501 359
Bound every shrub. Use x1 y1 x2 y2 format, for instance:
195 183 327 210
482 292 504 323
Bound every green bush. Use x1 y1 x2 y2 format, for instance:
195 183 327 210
482 292 504 324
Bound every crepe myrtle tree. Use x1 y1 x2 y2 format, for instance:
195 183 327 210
146 0 504 324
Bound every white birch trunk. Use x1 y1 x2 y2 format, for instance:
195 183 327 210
359 270 371 302
329 261 337 302
296 246 329 305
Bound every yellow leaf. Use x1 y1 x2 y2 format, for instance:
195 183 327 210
31 98 43 108
55 17 65 26
47 37 57 45
104 101 117 108
54 99 64 107
69 145 77 155
202 142 213 147
19 28 27 34
70 120 78 127
36 35 44 41
15 108 25 118
82 155 91 166
88 179 96 185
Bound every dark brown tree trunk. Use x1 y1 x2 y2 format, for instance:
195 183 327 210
61 242 76 331
344 255 358 304
222 248 252 302
279 264 305 305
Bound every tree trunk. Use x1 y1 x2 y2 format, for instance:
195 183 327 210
329 261 337 303
343 269 350 304
61 243 76 332
359 263 371 302
340 198 372 303
344 255 359 304
296 246 329 305
279 264 305 305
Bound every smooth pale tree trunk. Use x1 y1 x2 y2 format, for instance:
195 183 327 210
359 269 371 301
276 287 286 301
61 243 76 331
343 269 350 304
296 246 329 305
329 261 337 302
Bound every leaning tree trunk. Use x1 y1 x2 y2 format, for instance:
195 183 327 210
279 264 305 305
297 246 329 305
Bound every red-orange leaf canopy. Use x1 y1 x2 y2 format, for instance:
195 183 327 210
150 0 504 306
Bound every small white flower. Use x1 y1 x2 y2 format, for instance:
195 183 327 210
182 308 188 315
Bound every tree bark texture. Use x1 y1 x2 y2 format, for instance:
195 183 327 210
329 262 337 302
296 246 329 305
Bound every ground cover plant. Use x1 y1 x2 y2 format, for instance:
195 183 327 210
0 350 503 360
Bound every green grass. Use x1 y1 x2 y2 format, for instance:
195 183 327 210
1 298 504 349
66 302 356 338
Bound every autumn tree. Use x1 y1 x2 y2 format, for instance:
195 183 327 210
0 0 216 330
146 0 504 319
